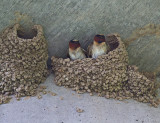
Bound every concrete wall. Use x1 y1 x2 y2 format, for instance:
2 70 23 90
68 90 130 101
0 0 160 73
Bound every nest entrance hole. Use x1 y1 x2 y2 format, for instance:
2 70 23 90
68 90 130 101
17 27 37 39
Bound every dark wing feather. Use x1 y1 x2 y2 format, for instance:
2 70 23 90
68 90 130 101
81 48 87 57
87 43 93 58
67 49 70 58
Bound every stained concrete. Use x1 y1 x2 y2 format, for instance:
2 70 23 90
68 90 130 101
0 0 160 72
0 74 160 123
0 1 160 123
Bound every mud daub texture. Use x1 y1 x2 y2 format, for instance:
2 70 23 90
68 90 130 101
52 34 159 107
0 24 48 104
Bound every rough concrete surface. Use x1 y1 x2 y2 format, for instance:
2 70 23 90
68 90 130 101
0 1 160 123
0 74 160 123
0 0 160 72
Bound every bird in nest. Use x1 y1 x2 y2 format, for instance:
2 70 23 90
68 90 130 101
87 34 110 58
68 39 87 60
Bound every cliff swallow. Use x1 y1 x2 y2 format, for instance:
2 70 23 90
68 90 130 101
87 34 110 58
68 39 87 60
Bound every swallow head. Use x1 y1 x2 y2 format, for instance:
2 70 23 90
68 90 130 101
94 34 106 45
69 39 81 50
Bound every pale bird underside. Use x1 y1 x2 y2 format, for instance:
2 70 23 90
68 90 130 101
87 42 109 58
68 47 86 60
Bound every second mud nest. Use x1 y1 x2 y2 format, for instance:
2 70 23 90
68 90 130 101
0 24 48 104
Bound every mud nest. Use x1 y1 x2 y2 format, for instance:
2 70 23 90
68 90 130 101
52 34 159 107
0 24 48 104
